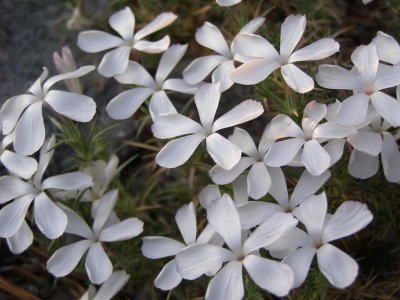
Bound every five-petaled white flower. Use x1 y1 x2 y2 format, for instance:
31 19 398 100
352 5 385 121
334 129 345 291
151 82 264 170
77 7 177 77
107 44 198 121
231 14 339 93
47 190 143 284
176 194 298 298
0 66 96 156
316 43 400 127
183 17 265 92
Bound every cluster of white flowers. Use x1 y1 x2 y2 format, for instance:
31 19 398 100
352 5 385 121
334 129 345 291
1 2 398 298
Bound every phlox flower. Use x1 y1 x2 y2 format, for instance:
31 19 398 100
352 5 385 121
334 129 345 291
141 202 220 291
231 15 339 93
316 43 400 127
209 127 283 200
107 44 198 121
183 17 265 92
77 7 177 77
264 101 356 176
151 82 264 170
0 136 93 241
0 66 96 156
79 270 130 300
273 192 373 289
176 194 297 298
47 190 143 284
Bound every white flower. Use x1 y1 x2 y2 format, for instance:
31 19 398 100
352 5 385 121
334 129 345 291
373 31 400 66
274 192 373 289
0 136 93 240
264 101 356 176
209 127 283 199
183 17 264 92
316 43 400 127
151 82 264 170
232 15 339 93
216 0 242 6
176 194 297 298
141 202 219 291
47 190 143 284
0 66 96 156
77 7 177 77
107 44 198 121
79 270 130 300
53 45 83 93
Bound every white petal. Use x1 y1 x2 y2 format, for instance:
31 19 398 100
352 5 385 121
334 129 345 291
42 172 93 191
195 83 221 131
58 203 94 239
133 36 171 53
267 227 314 252
206 194 242 253
231 58 280 85
282 247 316 288
205 261 244 300
98 46 131 77
313 122 357 139
370 91 400 127
322 201 373 243
264 138 304 167
134 12 177 41
232 33 280 60
265 114 304 139
292 192 327 240
106 88 154 120
156 44 187 85
381 132 400 182
151 113 204 139
100 218 143 242
0 194 34 237
34 192 67 239
33 136 55 188
0 150 38 180
94 270 130 300
348 149 379 179
316 65 363 91
156 133 205 168
206 133 242 170
237 201 282 229
175 243 234 280
209 157 255 185
93 190 118 235
47 240 92 277
289 38 339 63
374 65 400 91
14 101 44 156
149 91 177 121
114 61 156 87
351 44 378 83
243 212 298 254
347 131 382 156
162 78 198 94
238 17 265 34
290 170 331 208
281 64 314 93
0 94 39 135
373 31 400 64
6 220 33 254
43 66 95 93
301 140 331 176
334 93 370 126
196 22 230 57
154 259 182 291
216 0 242 7
280 15 306 60
304 100 327 123
0 175 35 204
324 139 345 167
213 99 264 132
199 185 222 209
109 7 134 41
247 162 271 199
243 254 294 297
141 236 185 259
234 175 251 204
229 127 258 158
317 243 359 289
175 202 197 245
85 242 113 284
267 167 289 208
212 60 235 92
183 55 227 84
77 31 124 53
